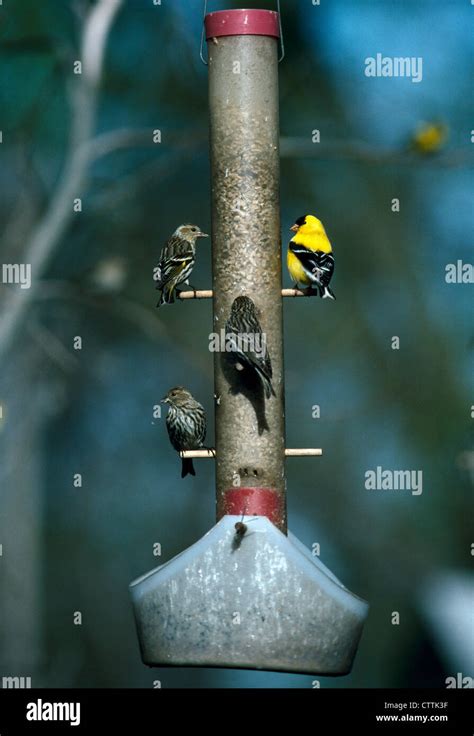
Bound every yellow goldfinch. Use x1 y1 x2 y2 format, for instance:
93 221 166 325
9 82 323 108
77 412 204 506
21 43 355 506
411 122 448 155
287 214 336 300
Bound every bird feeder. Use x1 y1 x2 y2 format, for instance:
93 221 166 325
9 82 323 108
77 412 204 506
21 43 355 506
130 8 368 675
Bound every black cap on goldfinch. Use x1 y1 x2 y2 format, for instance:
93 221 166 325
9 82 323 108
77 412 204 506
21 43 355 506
290 215 325 234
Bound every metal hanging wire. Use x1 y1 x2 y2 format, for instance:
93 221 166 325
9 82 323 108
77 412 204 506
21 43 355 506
277 0 285 62
200 0 285 65
199 0 208 65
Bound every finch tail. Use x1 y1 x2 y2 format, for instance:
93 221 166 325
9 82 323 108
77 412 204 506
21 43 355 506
181 457 196 478
257 368 275 399
321 286 336 300
156 285 175 308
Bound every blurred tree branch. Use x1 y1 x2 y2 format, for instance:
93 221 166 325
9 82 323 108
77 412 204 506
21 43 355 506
32 280 212 376
280 136 474 168
0 0 123 363
84 128 159 160
27 318 80 373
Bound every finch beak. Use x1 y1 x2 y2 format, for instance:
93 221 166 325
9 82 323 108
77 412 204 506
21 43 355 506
160 397 169 404
290 224 299 232
197 231 209 238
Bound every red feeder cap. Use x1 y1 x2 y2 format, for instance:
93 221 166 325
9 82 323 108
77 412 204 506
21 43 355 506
205 9 280 40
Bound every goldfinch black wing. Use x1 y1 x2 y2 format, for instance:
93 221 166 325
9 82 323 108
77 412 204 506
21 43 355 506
289 241 334 288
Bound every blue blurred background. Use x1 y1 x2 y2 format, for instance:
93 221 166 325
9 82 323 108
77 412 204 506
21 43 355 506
0 0 472 688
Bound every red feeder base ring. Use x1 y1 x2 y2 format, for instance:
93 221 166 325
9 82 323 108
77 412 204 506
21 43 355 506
221 487 285 528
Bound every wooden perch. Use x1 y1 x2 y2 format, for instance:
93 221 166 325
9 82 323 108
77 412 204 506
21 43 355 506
284 448 323 456
177 288 317 300
180 448 323 458
176 290 213 300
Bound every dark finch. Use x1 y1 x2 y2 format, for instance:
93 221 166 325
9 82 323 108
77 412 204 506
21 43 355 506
225 295 275 399
162 386 207 478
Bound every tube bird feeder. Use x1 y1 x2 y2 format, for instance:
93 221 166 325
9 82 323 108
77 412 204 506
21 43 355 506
130 8 368 675
208 9 285 531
